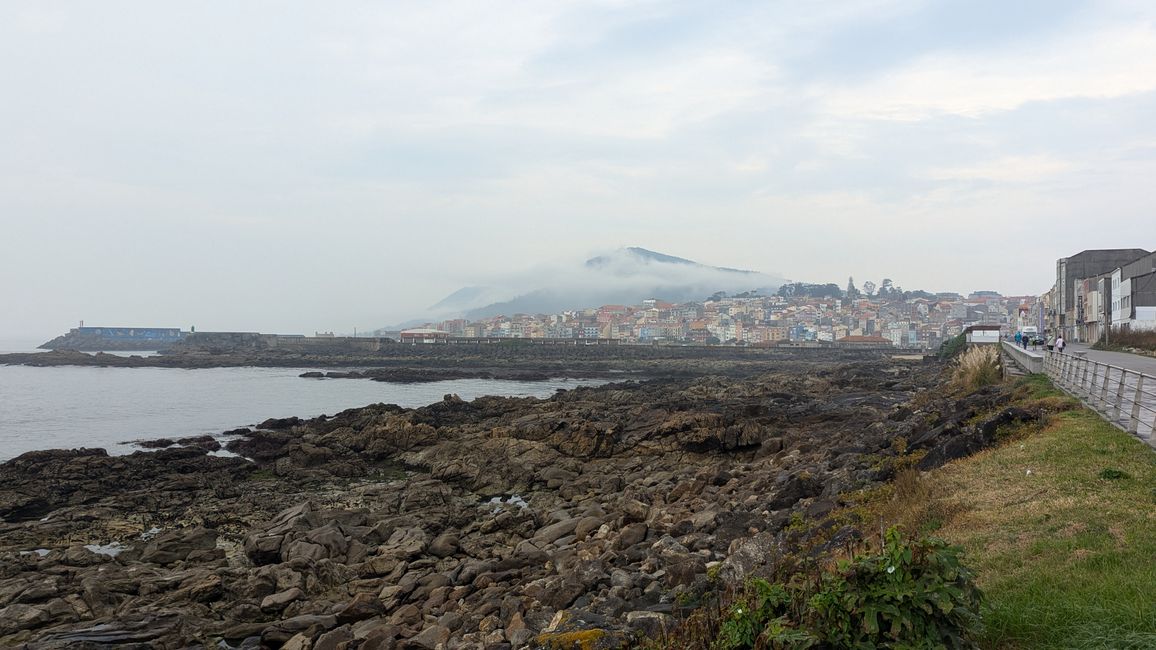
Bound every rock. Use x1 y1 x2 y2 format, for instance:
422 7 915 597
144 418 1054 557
428 532 460 558
314 625 354 650
389 603 423 627
336 592 385 624
245 534 286 565
617 522 648 548
535 517 581 544
405 624 451 649
621 499 650 523
183 573 225 602
63 545 110 566
0 603 50 634
140 526 218 564
262 614 338 646
261 587 305 612
283 632 314 650
626 611 672 637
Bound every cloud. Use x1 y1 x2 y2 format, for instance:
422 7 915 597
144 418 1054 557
818 24 1156 120
923 155 1075 183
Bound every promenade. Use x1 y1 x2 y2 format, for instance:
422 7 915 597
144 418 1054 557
1065 342 1156 375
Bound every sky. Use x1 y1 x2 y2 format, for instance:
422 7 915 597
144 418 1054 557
2 0 1155 338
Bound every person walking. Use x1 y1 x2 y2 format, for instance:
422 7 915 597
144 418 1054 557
1015 331 1023 347
1056 334 1066 354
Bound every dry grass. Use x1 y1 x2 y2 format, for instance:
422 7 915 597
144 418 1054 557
953 345 1002 392
1096 327 1156 352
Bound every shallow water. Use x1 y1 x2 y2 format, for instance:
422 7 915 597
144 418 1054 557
0 359 596 461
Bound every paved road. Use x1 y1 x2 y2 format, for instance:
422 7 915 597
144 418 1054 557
1063 342 1156 376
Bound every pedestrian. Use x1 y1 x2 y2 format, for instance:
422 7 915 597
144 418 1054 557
1015 331 1023 347
1056 334 1065 354
1022 332 1029 350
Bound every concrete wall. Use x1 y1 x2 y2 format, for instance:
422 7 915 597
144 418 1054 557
1002 341 1044 374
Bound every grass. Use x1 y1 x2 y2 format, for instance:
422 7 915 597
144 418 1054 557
858 374 1156 649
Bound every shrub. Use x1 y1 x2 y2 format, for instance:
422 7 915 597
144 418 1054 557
809 528 983 649
657 529 983 650
952 346 1001 391
937 334 967 360
1094 327 1156 352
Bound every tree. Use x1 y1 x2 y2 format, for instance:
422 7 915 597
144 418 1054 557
880 278 894 296
862 280 877 297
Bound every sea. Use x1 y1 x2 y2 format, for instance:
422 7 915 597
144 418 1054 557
0 338 596 462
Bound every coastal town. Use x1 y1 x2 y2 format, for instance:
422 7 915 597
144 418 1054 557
394 247 1156 352
30 247 1156 356
397 285 1032 351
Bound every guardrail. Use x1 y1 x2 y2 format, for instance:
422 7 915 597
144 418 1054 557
1044 351 1155 442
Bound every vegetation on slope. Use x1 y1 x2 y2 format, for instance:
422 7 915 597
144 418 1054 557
854 375 1156 649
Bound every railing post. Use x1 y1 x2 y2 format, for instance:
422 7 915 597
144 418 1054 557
1129 374 1145 434
1098 364 1111 410
1080 358 1090 395
1113 372 1126 424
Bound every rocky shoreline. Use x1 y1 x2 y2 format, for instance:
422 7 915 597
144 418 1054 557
0 344 894 381
0 357 1035 649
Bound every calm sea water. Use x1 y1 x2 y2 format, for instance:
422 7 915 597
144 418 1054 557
0 339 594 461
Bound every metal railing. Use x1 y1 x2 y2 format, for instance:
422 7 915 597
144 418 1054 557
1044 351 1156 442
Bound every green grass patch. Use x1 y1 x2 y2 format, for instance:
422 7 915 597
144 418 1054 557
931 376 1156 649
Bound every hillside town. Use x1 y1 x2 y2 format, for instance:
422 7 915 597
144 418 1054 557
395 283 1034 351
396 247 1154 351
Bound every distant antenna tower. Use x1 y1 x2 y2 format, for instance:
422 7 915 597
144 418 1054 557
79 320 84 327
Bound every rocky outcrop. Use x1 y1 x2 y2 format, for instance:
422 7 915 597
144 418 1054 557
0 359 1035 648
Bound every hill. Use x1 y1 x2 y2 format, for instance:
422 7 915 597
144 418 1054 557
427 247 782 321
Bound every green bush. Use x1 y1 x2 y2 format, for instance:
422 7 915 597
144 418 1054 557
809 528 982 649
703 529 983 650
937 334 967 360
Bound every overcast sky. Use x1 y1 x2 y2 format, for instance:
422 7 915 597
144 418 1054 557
3 1 1155 338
